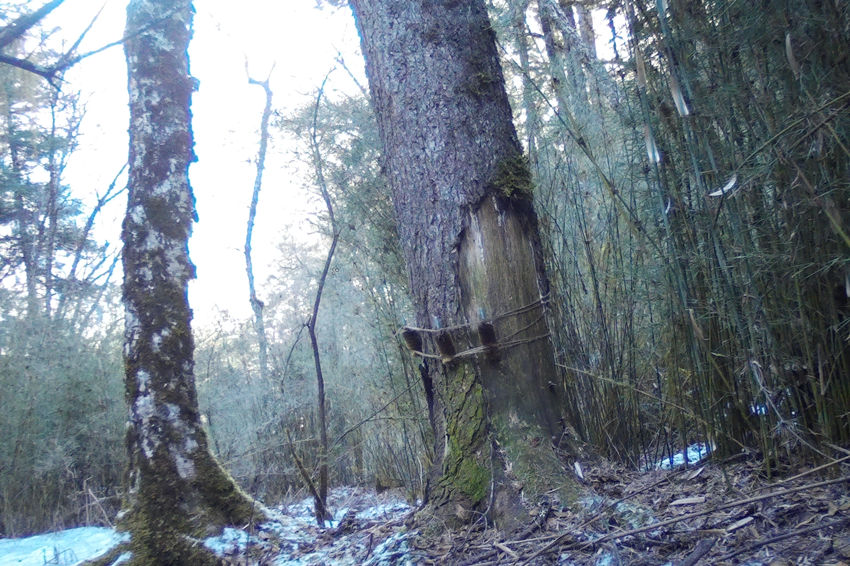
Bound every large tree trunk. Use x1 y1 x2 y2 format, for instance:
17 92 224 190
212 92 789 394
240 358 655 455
115 1 264 562
349 0 582 529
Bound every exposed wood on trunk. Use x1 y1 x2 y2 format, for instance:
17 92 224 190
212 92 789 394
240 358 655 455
350 0 582 529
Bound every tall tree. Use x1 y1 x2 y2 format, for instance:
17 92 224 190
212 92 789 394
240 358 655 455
349 0 582 528
116 0 263 562
1 41 120 332
245 73 272 383
304 75 339 526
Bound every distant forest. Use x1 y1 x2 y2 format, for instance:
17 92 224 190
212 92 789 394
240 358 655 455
1 0 848 547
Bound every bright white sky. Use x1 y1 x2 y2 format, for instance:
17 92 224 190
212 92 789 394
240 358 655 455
41 0 363 329
35 1 620 332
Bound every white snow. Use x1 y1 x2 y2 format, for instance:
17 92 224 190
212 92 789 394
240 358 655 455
202 527 253 556
0 527 127 566
654 442 712 470
203 487 417 565
0 488 415 566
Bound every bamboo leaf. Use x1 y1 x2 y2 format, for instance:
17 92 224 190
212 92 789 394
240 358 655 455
645 124 661 163
786 32 801 79
726 516 754 532
573 461 584 481
708 174 737 197
670 495 706 506
669 73 690 116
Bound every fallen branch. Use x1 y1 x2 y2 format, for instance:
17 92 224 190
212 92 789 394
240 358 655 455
716 516 850 562
676 537 715 566
523 475 849 563
285 429 331 526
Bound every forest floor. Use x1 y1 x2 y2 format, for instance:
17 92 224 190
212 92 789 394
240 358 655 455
422 453 850 565
261 452 850 565
1 454 848 565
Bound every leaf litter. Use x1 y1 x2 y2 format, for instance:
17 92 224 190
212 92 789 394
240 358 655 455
2 455 848 565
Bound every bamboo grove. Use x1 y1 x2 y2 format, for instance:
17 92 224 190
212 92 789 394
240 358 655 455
490 0 850 470
2 0 848 537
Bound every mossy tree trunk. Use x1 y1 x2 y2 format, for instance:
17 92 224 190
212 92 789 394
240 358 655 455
349 0 584 529
117 1 264 562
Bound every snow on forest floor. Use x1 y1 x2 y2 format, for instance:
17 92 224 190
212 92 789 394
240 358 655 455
207 486 417 565
0 527 128 566
0 487 415 566
3 447 850 565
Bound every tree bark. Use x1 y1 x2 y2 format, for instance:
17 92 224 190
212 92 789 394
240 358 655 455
349 0 582 529
574 3 597 60
245 75 272 383
117 1 263 562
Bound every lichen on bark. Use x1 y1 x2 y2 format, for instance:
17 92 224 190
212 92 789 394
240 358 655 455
94 1 265 562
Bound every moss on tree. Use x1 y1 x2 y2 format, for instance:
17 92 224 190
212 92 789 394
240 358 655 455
490 413 581 507
429 364 490 523
490 154 533 200
85 448 262 566
98 1 268 563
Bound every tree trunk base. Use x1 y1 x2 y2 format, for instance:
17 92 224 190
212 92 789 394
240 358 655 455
85 454 265 565
415 432 583 533
417 362 583 532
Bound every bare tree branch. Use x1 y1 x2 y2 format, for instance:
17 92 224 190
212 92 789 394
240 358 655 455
52 3 105 71
245 66 275 383
0 53 56 81
306 68 339 527
0 3 180 88
0 0 65 51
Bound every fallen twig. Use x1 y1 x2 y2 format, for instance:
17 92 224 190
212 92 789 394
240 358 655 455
517 470 676 564
716 516 850 562
285 429 330 525
675 537 716 566
523 475 849 562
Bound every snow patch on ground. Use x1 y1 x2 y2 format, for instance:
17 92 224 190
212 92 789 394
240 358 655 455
0 488 415 566
204 487 416 565
655 442 712 470
203 527 254 556
0 527 127 566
